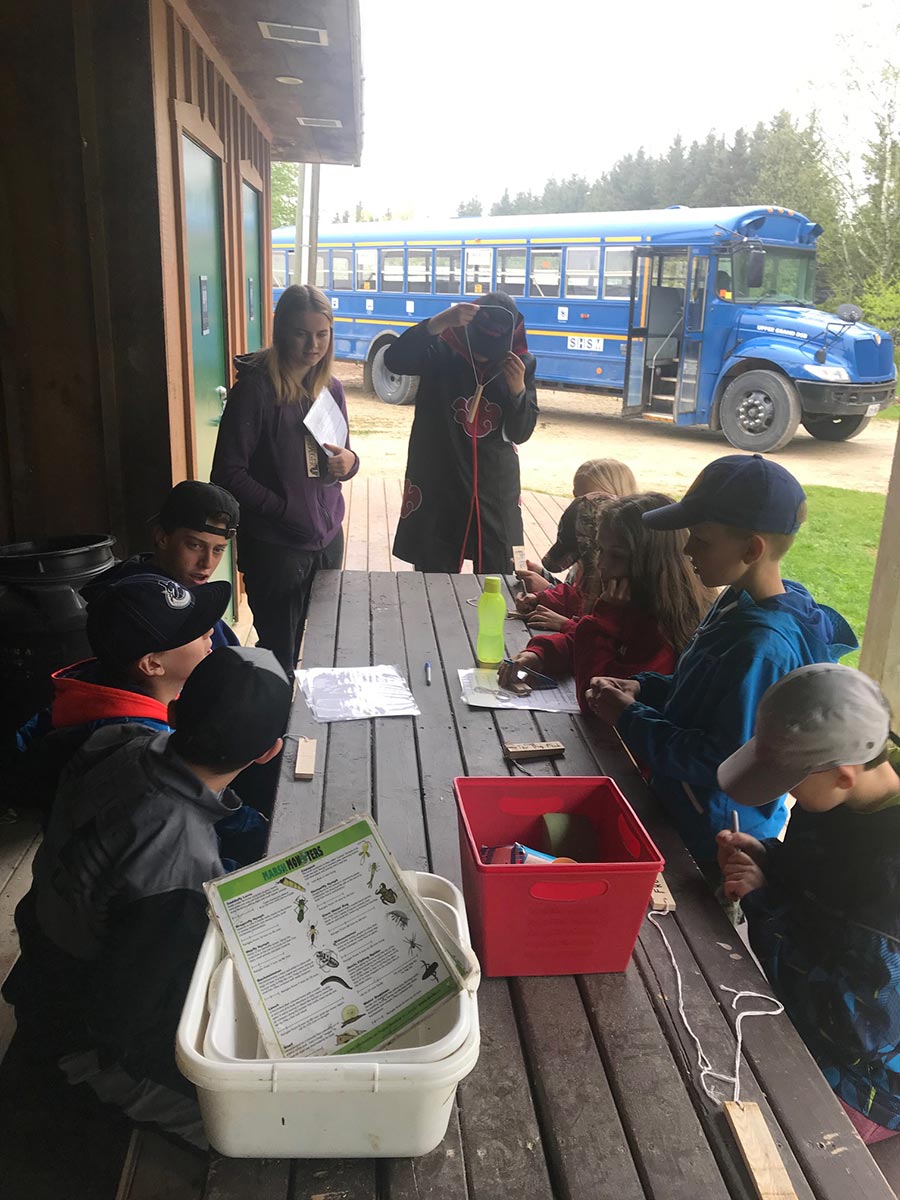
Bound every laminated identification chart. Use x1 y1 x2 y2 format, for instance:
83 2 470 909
205 819 467 1058
459 668 581 714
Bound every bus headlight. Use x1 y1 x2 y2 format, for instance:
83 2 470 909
804 364 850 382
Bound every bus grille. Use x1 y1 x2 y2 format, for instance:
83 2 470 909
853 337 892 379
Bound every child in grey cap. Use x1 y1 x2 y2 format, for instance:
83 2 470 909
716 663 900 1181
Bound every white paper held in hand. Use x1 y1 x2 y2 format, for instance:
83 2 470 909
303 387 348 457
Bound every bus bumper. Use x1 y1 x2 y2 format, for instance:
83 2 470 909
796 379 896 416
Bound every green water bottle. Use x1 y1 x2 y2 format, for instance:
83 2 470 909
476 576 506 668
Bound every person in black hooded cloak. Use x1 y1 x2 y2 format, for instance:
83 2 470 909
384 292 538 573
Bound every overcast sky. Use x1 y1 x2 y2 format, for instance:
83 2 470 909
317 0 899 222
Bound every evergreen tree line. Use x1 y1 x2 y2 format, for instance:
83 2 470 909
458 102 900 337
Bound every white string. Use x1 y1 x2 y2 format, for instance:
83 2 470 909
647 911 784 1104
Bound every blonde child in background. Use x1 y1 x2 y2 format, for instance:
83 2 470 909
516 459 638 633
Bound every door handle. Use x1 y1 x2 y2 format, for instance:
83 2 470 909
216 386 228 413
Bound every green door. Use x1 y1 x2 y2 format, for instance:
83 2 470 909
242 181 263 352
182 134 236 620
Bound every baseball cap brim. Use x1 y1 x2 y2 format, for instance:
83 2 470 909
177 579 231 648
717 736 809 808
542 540 576 573
641 497 705 530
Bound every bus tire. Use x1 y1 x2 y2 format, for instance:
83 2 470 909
801 413 872 442
370 343 419 406
718 370 801 453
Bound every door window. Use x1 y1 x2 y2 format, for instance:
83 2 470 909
686 256 709 331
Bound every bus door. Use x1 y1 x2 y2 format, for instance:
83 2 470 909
621 247 653 416
676 251 709 418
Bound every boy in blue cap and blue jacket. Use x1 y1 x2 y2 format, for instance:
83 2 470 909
588 454 857 869
716 663 900 1187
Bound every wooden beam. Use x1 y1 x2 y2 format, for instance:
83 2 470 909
860 425 900 715
723 1101 798 1200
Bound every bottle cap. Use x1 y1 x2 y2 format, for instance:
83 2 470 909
483 576 502 594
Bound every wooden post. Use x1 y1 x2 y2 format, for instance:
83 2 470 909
860 424 900 715
306 162 320 285
291 162 305 285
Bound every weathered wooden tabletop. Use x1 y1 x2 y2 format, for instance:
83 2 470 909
205 570 892 1200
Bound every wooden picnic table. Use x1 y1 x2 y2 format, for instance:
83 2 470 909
205 569 893 1200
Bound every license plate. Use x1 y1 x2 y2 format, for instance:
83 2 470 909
866 403 881 416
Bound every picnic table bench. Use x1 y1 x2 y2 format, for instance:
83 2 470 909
201 569 890 1200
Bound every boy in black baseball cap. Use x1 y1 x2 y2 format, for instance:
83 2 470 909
587 453 857 871
14 574 230 816
89 479 241 650
5 646 291 1148
716 664 900 1177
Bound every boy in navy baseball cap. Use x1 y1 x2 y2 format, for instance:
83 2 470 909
587 453 857 871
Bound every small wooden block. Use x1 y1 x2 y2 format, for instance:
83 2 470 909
503 740 565 762
650 872 676 912
294 737 317 780
723 1101 798 1200
512 545 528 573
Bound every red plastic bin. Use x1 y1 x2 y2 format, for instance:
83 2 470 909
454 776 663 977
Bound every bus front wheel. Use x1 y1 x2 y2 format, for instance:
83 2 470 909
801 413 872 442
719 370 801 453
370 343 419 406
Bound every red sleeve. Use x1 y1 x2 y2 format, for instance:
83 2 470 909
573 606 677 712
525 629 574 676
537 582 582 618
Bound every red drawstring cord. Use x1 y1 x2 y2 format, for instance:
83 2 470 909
457 398 483 573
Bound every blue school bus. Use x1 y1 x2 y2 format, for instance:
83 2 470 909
271 208 896 452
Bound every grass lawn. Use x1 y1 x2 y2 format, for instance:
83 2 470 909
876 405 900 421
782 485 886 668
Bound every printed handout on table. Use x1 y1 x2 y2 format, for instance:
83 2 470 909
295 664 421 722
458 668 581 714
204 818 474 1059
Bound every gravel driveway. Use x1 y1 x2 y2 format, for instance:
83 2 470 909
339 363 898 498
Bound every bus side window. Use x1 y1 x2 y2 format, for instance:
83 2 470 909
272 250 287 288
316 252 330 289
380 250 405 292
408 250 432 293
497 248 525 296
465 247 493 295
333 250 353 291
565 247 599 299
530 248 561 298
355 248 377 291
435 249 461 294
602 248 633 299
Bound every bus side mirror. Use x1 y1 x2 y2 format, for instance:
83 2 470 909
747 249 766 289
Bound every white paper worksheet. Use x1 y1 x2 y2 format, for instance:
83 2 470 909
303 386 348 456
458 668 581 714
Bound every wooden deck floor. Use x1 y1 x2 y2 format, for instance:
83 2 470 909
339 480 569 572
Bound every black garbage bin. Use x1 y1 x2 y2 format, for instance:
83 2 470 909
0 534 116 738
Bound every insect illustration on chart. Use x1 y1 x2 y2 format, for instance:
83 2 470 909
420 960 439 982
280 876 307 923
358 840 371 863
307 923 319 947
375 882 397 906
388 910 409 929
335 1030 360 1046
315 949 340 971
405 933 421 957
367 862 379 889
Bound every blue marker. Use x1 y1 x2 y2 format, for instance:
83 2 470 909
425 661 432 686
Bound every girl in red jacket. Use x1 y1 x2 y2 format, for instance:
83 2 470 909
499 493 715 713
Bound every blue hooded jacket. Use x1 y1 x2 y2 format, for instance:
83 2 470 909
615 580 858 863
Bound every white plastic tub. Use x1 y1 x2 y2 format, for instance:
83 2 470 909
176 871 481 1158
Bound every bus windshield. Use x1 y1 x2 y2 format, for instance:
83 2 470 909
729 247 816 305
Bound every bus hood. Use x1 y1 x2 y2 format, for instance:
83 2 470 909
736 305 896 382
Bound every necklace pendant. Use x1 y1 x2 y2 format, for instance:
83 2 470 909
467 383 484 424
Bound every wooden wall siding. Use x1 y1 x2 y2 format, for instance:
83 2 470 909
151 0 272 481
